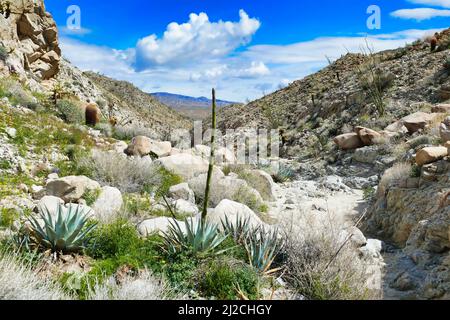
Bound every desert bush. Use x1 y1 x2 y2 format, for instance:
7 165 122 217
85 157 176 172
197 259 261 300
407 135 433 149
378 162 411 195
76 150 164 193
56 99 85 124
113 124 159 141
281 217 378 300
95 122 113 137
0 77 38 109
86 270 175 300
0 251 70 300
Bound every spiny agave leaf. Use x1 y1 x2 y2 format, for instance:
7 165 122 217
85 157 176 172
26 202 97 253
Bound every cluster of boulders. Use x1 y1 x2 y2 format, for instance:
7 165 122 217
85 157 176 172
333 126 389 150
0 0 60 81
110 135 277 236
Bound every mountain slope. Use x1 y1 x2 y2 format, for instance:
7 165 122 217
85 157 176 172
216 30 450 158
83 72 193 136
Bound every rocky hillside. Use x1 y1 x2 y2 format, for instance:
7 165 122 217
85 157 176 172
83 72 192 137
217 29 450 158
0 0 192 140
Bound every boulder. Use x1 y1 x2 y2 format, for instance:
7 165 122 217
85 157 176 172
340 226 367 248
168 183 195 203
92 186 123 222
359 239 383 259
385 120 408 134
353 146 379 164
113 141 128 154
402 112 442 134
45 176 100 202
216 147 237 165
355 126 381 145
333 133 364 150
172 199 199 216
431 104 450 113
154 154 209 180
208 199 265 229
150 141 172 158
415 147 448 166
191 145 236 164
188 170 264 208
241 170 277 201
125 136 151 157
35 196 64 216
440 122 450 143
137 217 194 237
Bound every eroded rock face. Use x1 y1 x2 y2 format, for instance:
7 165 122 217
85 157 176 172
365 160 450 299
0 0 61 80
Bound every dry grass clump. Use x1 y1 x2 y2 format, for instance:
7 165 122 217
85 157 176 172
281 214 380 300
87 270 177 300
378 162 411 195
77 150 159 193
0 251 70 300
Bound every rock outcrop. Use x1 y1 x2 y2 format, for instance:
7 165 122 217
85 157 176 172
365 159 450 299
0 0 60 81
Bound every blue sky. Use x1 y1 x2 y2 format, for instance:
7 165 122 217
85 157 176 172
45 0 450 101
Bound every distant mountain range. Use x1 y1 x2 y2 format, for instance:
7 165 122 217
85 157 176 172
151 92 238 120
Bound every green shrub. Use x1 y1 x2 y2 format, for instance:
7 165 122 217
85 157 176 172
56 99 85 124
87 219 145 260
152 167 183 199
0 46 7 61
0 208 19 228
197 259 260 300
410 164 422 178
83 188 101 207
363 186 376 200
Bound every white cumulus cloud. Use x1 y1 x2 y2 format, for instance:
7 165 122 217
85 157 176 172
133 10 260 70
391 8 450 20
407 0 450 8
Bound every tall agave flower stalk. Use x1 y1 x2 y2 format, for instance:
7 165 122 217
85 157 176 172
201 88 217 224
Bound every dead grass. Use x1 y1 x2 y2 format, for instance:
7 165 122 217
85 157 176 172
281 213 381 300
378 162 412 195
0 251 70 300
87 270 178 300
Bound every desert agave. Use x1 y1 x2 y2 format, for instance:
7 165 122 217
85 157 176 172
29 203 97 253
245 228 283 274
162 219 228 257
221 215 257 244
